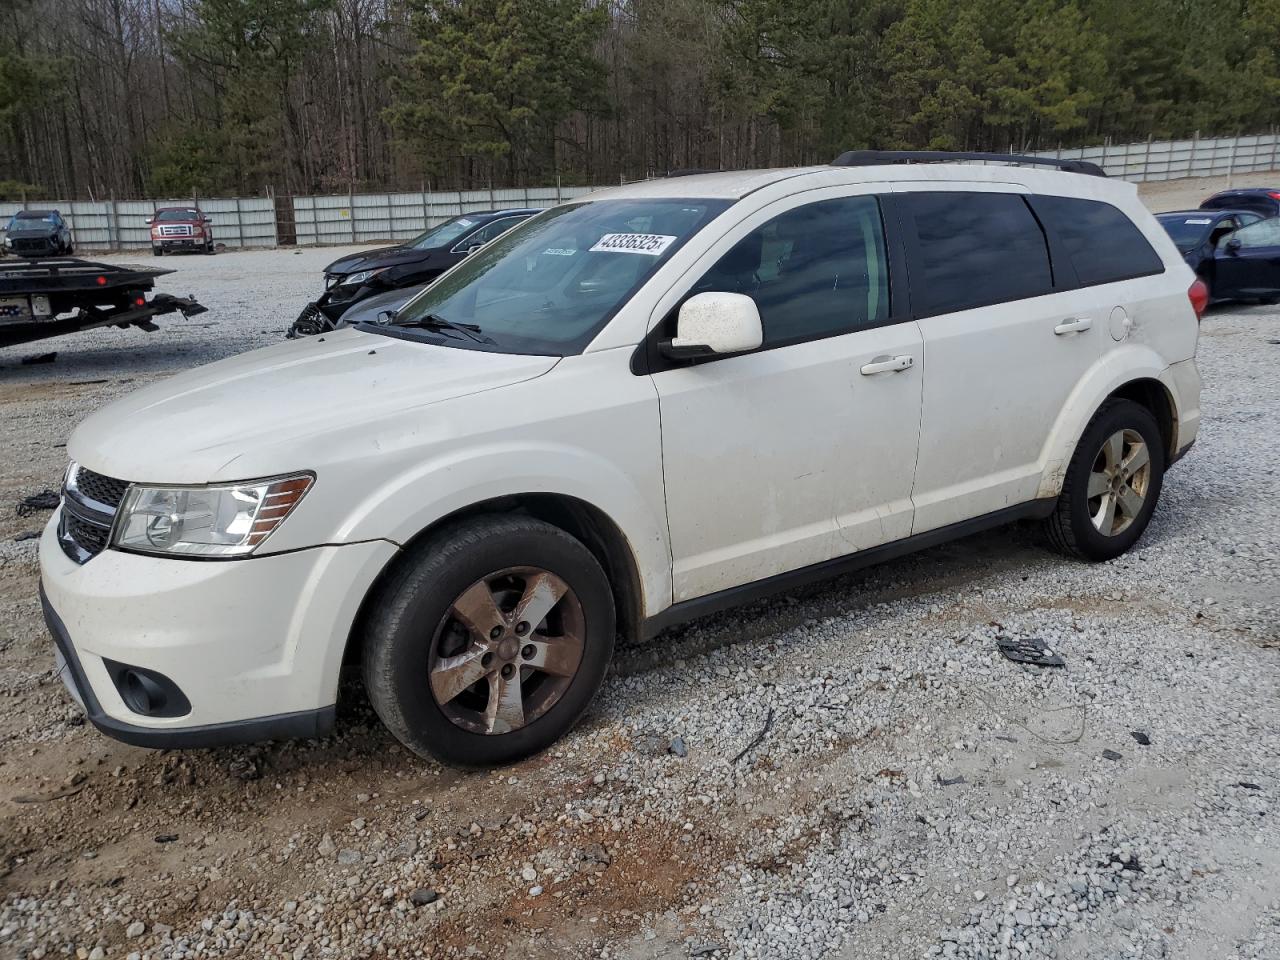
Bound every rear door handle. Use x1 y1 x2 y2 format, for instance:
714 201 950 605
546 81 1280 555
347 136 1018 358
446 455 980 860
860 355 914 375
1054 317 1092 335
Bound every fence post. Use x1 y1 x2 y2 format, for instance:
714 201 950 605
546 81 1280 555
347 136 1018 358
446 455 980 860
1226 131 1238 187
1188 131 1198 180
556 175 563 204
1142 135 1152 182
108 197 118 250
1100 137 1109 175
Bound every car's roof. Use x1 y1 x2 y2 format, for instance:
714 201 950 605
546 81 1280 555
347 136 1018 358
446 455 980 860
581 163 1136 202
1205 187 1279 196
155 205 201 211
1157 209 1247 218
467 208 542 218
15 209 58 218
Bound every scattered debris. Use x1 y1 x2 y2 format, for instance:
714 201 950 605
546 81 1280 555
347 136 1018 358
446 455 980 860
937 774 968 787
732 707 775 764
154 834 179 843
408 888 439 906
997 637 1066 668
21 351 57 365
1130 730 1151 746
668 736 688 758
1235 781 1262 791
573 842 611 874
16 489 59 517
13 531 39 542
1101 749 1124 761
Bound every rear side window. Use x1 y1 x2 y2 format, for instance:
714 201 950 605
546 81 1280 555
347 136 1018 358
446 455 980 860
901 192 1053 316
692 195 890 347
1034 195 1164 286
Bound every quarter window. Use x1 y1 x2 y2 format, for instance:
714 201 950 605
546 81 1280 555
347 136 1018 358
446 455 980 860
692 195 890 347
901 192 1054 316
1033 195 1164 286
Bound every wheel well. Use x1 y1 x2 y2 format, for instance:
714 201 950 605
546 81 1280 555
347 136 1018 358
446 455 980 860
1108 378 1177 460
343 494 645 669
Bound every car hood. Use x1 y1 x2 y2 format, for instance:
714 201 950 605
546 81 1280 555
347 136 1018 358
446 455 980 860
324 245 439 275
68 327 559 484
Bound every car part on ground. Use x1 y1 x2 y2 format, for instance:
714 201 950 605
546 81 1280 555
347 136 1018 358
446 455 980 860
287 208 541 338
0 257 206 348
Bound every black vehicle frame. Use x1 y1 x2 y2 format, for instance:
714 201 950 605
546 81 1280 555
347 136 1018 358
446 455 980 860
289 208 541 337
0 258 205 348
1199 188 1280 219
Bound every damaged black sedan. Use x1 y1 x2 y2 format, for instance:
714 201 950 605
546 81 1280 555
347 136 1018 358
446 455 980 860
3 210 75 257
289 207 540 337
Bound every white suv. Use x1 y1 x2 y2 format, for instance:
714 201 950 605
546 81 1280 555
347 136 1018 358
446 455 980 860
40 153 1204 765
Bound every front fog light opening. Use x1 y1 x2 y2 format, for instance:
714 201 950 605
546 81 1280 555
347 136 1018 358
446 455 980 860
103 660 191 718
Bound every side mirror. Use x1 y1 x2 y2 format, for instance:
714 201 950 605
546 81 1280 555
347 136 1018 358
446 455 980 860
144 217 153 225
1225 237 1242 255
660 292 763 360
203 217 212 224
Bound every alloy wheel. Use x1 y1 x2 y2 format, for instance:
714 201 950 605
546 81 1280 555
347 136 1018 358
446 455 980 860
428 567 585 735
1087 428 1151 536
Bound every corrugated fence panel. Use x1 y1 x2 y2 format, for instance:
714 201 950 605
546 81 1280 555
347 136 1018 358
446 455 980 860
5 138 1279 252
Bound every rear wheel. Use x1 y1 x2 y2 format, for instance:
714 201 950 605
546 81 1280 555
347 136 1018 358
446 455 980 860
1044 399 1165 561
362 515 615 766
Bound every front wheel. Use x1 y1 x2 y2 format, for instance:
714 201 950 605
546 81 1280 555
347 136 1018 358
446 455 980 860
362 515 615 766
1044 399 1165 561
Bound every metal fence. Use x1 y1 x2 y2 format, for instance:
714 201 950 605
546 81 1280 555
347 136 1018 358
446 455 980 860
292 185 596 246
5 130 1280 253
0 196 276 253
1033 131 1280 182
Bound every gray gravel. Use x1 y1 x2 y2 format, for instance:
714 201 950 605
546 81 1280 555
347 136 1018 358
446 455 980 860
0 232 1278 960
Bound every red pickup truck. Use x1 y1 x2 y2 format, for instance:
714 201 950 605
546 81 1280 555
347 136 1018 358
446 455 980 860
147 207 214 255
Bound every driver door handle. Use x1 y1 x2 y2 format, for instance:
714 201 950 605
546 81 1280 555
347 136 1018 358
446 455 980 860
860 355 914 375
1054 317 1092 335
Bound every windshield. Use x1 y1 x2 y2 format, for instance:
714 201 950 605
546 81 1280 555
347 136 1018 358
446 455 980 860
1157 215 1214 252
374 198 731 354
8 215 55 232
406 215 484 250
155 209 200 221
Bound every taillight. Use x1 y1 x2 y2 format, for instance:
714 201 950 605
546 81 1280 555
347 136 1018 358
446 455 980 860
1188 278 1209 319
1269 191 1280 200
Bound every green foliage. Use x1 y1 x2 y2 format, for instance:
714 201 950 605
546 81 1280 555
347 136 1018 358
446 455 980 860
0 179 43 201
388 0 607 183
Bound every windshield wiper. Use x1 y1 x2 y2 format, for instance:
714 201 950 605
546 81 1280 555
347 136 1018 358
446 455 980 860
380 310 492 344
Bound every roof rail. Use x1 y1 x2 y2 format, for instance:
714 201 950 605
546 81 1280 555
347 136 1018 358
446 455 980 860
830 150 1107 178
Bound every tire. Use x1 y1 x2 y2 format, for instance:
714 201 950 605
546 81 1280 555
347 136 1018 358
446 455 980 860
362 515 615 766
1044 399 1165 562
153 246 164 257
204 240 214 255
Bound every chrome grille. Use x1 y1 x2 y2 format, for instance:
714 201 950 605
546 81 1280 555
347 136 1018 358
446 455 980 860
58 464 128 564
159 224 193 237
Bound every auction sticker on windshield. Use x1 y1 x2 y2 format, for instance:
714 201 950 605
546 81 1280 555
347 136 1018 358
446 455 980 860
590 233 677 255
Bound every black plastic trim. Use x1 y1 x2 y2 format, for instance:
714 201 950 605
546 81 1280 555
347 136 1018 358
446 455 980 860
642 500 1055 638
40 584 335 749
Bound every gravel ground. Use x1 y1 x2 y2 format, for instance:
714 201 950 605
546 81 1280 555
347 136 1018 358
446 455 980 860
1 176 1278 960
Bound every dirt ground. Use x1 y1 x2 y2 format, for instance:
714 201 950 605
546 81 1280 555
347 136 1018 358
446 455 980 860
1 173 1278 960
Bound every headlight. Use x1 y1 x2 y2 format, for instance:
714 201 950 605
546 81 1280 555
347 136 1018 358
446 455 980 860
111 473 313 558
340 267 386 287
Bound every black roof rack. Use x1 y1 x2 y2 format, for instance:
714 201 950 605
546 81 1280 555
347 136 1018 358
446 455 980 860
830 150 1107 178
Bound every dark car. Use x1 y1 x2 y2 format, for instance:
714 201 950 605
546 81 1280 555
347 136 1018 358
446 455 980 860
1156 209 1262 297
1210 217 1280 303
3 210 74 258
1200 188 1280 219
147 206 215 255
290 208 541 337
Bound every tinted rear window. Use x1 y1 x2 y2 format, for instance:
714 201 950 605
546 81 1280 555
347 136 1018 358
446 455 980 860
901 192 1053 316
1034 196 1163 286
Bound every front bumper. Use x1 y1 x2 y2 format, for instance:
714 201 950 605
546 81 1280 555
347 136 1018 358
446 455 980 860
38 512 398 749
154 236 206 250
